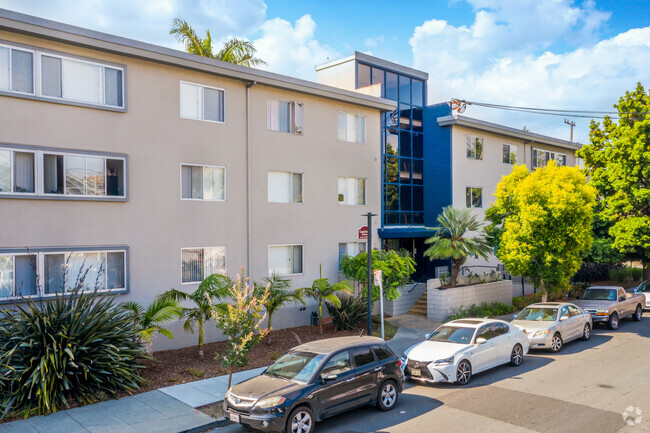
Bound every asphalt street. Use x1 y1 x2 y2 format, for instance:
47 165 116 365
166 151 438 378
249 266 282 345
212 316 650 433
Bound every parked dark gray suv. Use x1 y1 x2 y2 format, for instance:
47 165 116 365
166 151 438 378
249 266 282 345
224 336 405 433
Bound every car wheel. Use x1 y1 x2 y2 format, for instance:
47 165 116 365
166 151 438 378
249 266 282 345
550 333 563 352
377 380 398 411
633 305 643 322
509 344 524 366
607 312 620 330
581 323 591 341
455 360 472 385
286 406 315 433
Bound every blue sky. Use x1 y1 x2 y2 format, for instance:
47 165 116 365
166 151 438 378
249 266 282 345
1 0 649 142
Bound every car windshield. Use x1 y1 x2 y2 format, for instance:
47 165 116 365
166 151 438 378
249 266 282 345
582 289 617 301
428 326 475 344
516 307 558 321
264 351 326 383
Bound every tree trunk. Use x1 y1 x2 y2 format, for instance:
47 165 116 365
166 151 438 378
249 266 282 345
450 263 460 288
540 280 548 302
644 260 650 281
318 303 323 335
227 365 233 389
198 320 204 360
266 316 273 345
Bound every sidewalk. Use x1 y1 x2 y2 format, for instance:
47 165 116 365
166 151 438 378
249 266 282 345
0 368 266 433
385 314 441 357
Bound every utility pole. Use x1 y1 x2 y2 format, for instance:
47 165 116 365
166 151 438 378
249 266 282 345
362 212 377 336
564 118 576 142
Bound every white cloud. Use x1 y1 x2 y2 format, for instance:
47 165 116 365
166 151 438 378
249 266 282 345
365 35 385 48
253 14 338 80
0 0 267 48
409 0 647 143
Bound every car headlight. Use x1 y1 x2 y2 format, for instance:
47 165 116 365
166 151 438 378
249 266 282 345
534 330 551 337
225 387 232 401
434 356 454 365
255 396 286 409
597 309 609 316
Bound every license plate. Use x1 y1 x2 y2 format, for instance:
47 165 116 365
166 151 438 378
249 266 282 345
229 412 240 423
410 369 421 377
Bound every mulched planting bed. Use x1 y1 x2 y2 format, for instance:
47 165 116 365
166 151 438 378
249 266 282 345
137 323 362 393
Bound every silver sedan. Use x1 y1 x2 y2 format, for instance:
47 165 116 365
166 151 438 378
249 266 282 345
511 302 592 352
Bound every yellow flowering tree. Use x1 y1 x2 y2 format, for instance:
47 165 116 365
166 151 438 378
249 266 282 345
485 161 596 300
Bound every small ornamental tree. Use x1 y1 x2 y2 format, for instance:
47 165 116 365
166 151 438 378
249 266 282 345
341 250 415 301
486 162 596 300
210 271 270 388
577 83 650 279
424 206 492 288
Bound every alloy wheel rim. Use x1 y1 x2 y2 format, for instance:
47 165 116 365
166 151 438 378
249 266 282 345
457 362 470 384
291 411 312 433
381 384 396 407
612 315 618 327
513 346 523 365
636 307 642 320
552 336 562 351
584 325 590 338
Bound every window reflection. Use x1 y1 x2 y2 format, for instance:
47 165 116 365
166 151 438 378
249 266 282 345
399 131 411 157
385 184 398 211
412 80 424 106
412 133 423 158
386 129 398 155
386 156 399 183
400 185 411 211
357 63 371 88
399 75 411 104
399 159 411 183
385 72 398 99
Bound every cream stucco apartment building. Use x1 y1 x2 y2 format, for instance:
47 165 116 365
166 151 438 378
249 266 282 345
0 10 395 349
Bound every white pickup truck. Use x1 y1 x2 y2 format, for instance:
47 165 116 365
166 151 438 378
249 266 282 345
572 286 645 330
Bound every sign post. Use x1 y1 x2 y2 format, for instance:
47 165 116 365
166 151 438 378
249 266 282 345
374 269 384 340
362 212 377 336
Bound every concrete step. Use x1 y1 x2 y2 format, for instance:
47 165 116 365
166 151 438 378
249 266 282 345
408 310 427 317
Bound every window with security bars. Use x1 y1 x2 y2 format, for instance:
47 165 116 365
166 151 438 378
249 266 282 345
181 247 226 284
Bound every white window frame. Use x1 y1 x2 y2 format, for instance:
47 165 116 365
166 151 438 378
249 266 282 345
0 252 39 300
179 163 227 202
0 43 36 96
0 42 125 109
338 242 366 270
0 147 37 196
267 99 303 134
338 176 367 206
40 150 127 198
268 244 304 276
267 170 303 204
337 111 366 143
466 135 484 160
532 147 567 169
180 246 227 285
465 186 483 209
0 249 128 301
179 80 226 124
502 143 518 165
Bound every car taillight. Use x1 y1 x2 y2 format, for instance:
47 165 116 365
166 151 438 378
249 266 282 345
398 359 402 367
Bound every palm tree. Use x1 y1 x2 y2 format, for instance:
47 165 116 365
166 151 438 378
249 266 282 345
170 18 267 67
424 206 493 288
299 266 353 334
158 273 232 359
120 299 183 356
254 274 305 345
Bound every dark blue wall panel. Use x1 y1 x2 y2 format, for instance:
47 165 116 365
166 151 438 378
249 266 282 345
423 102 453 228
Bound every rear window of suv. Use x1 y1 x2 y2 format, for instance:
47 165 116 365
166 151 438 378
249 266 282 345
371 345 392 361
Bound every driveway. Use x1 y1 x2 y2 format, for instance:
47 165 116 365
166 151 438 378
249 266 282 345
214 317 650 433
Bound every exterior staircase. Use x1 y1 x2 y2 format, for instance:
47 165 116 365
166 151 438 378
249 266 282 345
408 291 427 317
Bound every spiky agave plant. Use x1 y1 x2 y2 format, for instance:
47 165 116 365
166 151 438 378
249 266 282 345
0 291 146 419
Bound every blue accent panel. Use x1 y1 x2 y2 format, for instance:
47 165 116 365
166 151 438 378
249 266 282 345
423 103 453 227
378 226 434 239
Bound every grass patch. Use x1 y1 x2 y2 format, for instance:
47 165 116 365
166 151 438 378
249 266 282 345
371 317 398 340
187 368 205 378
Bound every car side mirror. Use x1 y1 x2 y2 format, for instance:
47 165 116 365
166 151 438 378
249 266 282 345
512 314 517 319
425 332 432 340
321 374 337 383
560 315 569 321
575 296 581 300
476 337 487 345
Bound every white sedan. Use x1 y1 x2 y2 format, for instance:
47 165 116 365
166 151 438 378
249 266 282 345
402 318 529 386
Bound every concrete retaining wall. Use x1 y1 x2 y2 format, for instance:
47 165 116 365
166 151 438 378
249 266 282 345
381 283 427 317
427 280 513 322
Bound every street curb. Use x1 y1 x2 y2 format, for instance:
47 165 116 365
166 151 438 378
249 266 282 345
179 417 232 433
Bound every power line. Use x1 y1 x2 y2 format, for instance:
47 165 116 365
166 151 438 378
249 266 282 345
449 99 650 119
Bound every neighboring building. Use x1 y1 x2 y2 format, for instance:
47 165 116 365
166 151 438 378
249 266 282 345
318 54 582 281
0 10 394 349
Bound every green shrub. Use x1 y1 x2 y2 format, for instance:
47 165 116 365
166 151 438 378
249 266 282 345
327 294 368 331
512 294 543 310
446 301 515 322
0 291 145 418
609 266 643 282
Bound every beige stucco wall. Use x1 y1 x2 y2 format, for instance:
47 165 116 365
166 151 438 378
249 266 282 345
450 125 579 269
315 60 357 92
0 31 382 349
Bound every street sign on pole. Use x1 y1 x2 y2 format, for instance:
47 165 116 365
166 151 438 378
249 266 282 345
358 226 368 240
374 269 384 340
362 212 377 336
